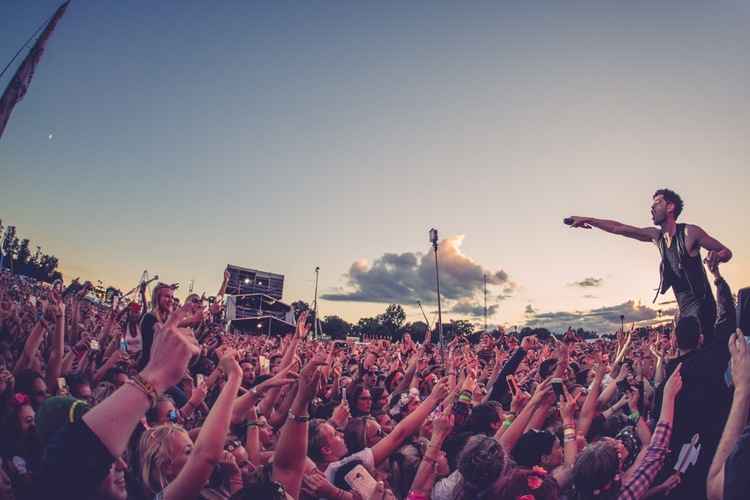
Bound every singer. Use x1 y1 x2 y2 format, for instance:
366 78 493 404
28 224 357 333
565 188 732 343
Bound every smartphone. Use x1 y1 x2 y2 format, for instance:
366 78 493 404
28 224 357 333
89 339 100 351
259 355 270 373
57 377 68 393
197 373 205 386
344 464 378 499
168 409 179 422
551 378 564 401
119 337 128 353
341 387 347 403
738 287 749 335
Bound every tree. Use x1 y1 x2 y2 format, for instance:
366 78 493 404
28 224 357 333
380 304 406 329
354 316 381 340
401 321 429 343
321 315 352 340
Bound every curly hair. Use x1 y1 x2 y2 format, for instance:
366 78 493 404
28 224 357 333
573 440 621 500
653 188 684 219
455 435 506 500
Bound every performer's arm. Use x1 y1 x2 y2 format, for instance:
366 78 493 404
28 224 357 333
687 224 732 265
567 216 658 242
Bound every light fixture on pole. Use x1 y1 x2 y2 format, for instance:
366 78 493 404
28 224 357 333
313 267 320 339
428 228 444 356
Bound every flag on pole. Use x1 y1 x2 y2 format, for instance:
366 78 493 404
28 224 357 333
0 1 70 139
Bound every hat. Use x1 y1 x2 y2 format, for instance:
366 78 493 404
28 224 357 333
35 396 91 445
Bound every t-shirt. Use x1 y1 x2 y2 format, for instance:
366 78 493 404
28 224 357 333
432 470 463 500
323 448 375 485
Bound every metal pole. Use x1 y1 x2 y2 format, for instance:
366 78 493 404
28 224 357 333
432 241 444 355
313 267 320 339
483 273 488 332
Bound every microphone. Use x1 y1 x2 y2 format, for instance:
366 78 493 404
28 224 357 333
563 217 574 226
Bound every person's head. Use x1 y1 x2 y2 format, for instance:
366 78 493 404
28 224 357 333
151 283 174 317
138 424 193 496
127 302 141 321
573 440 624 499
512 429 563 469
496 466 560 500
146 395 177 426
96 456 128 500
108 368 129 388
370 386 388 411
308 419 348 465
15 369 48 409
240 361 255 386
466 402 503 435
66 373 93 402
226 437 254 482
456 435 506 497
362 369 379 387
269 354 283 375
389 439 449 498
652 189 684 224
11 395 36 434
344 416 385 455
348 384 372 416
385 370 404 393
674 316 702 351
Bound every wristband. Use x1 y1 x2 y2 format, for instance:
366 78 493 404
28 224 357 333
288 410 310 423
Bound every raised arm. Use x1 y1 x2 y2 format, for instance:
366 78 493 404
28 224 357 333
272 354 326 499
707 329 750 500
371 379 449 465
46 298 66 393
163 350 242 500
567 216 658 243
689 224 732 266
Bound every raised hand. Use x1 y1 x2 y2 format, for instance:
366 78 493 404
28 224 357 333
729 328 750 392
567 216 592 229
296 310 311 339
663 363 684 402
431 412 455 441
140 305 201 393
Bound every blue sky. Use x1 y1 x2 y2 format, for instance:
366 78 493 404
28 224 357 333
2 1 749 332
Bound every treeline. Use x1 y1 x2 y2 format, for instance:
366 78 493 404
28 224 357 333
0 220 63 283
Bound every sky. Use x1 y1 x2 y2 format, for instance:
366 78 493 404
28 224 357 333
2 1 749 333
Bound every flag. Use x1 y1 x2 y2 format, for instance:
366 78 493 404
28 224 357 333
0 1 70 139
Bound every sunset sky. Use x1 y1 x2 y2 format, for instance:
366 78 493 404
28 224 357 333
2 1 749 333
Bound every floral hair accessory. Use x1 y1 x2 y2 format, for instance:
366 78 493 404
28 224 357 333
531 466 548 477
13 393 30 407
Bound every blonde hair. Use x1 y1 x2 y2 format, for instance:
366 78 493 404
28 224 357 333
138 424 189 496
150 283 172 323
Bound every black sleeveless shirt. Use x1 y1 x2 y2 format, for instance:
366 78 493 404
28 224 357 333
654 223 713 306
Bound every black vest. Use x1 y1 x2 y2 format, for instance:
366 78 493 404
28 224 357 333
653 224 711 303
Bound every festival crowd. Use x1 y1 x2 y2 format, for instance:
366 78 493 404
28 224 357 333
0 262 748 500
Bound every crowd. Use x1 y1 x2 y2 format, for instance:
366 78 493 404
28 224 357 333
0 262 748 500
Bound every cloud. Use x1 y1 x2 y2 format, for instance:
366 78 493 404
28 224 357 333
321 235 513 305
498 282 517 301
569 277 603 288
451 301 499 318
524 300 677 333
525 304 536 315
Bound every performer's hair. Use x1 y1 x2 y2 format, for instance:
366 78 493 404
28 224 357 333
653 189 684 219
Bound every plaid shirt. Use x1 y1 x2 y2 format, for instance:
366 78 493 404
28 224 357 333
618 422 673 500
